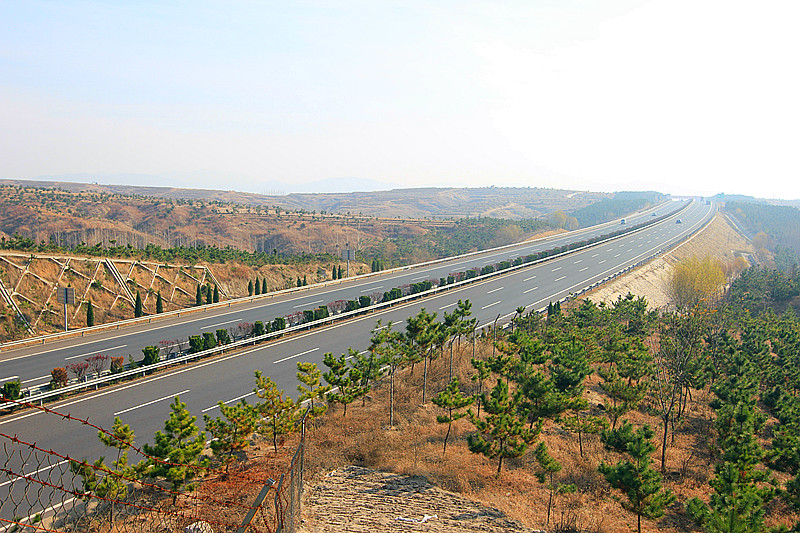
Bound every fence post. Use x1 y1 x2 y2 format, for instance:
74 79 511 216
236 478 276 533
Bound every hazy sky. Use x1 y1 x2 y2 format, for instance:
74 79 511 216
2 1 799 199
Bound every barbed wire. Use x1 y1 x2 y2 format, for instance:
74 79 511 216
0 430 256 511
1 397 228 477
0 397 311 532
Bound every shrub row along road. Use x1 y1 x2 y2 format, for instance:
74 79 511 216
0 201 684 388
0 200 713 527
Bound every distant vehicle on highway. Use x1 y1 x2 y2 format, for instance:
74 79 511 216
620 218 626 224
676 219 682 224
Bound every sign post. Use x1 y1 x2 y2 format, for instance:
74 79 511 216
56 287 75 331
341 244 354 277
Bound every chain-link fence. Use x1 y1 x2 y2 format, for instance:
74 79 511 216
273 414 306 533
1 398 309 533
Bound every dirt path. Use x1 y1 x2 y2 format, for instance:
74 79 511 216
300 466 538 533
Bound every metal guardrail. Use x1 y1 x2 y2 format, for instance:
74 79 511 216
13 202 704 407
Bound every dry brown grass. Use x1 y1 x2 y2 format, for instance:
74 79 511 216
301 338 798 532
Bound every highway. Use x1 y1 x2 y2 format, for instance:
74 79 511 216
0 201 682 391
0 199 714 526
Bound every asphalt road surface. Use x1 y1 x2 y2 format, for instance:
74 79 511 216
0 199 714 527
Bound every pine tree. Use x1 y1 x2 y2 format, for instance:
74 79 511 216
86 300 95 326
96 417 136 499
156 291 163 314
205 284 212 305
72 417 136 524
296 361 331 419
202 332 216 350
350 348 387 406
470 357 491 418
203 400 259 467
468 379 540 476
262 278 267 294
213 285 219 303
215 328 231 346
254 370 298 452
297 277 302 287
369 320 407 427
406 308 439 403
322 350 365 417
561 412 608 457
432 378 473 454
534 442 576 526
134 290 143 317
142 345 159 366
248 280 254 296
599 422 674 533
140 397 208 503
254 277 261 295
195 284 202 306
685 351 774 532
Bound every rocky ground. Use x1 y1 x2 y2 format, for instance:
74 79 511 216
300 466 538 533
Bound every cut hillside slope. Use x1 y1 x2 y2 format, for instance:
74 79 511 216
0 252 365 342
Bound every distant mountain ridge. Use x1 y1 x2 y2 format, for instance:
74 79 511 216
0 179 610 220
25 173 400 195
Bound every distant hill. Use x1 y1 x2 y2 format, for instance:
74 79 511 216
570 191 669 227
0 179 610 220
724 200 800 271
29 173 401 195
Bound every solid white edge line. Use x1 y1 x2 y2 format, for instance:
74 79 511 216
64 344 127 361
203 318 242 329
0 460 69 488
273 347 319 364
0 497 76 532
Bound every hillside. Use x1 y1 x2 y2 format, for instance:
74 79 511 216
0 181 668 341
0 183 575 260
722 200 800 271
0 179 610 220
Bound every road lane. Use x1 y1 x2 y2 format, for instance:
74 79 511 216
0 200 714 524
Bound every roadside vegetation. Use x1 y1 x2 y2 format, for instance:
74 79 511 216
26 259 800 531
724 199 800 273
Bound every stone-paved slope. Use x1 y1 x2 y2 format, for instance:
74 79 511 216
300 466 538 533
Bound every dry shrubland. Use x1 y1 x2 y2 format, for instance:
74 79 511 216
298 332 790 532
